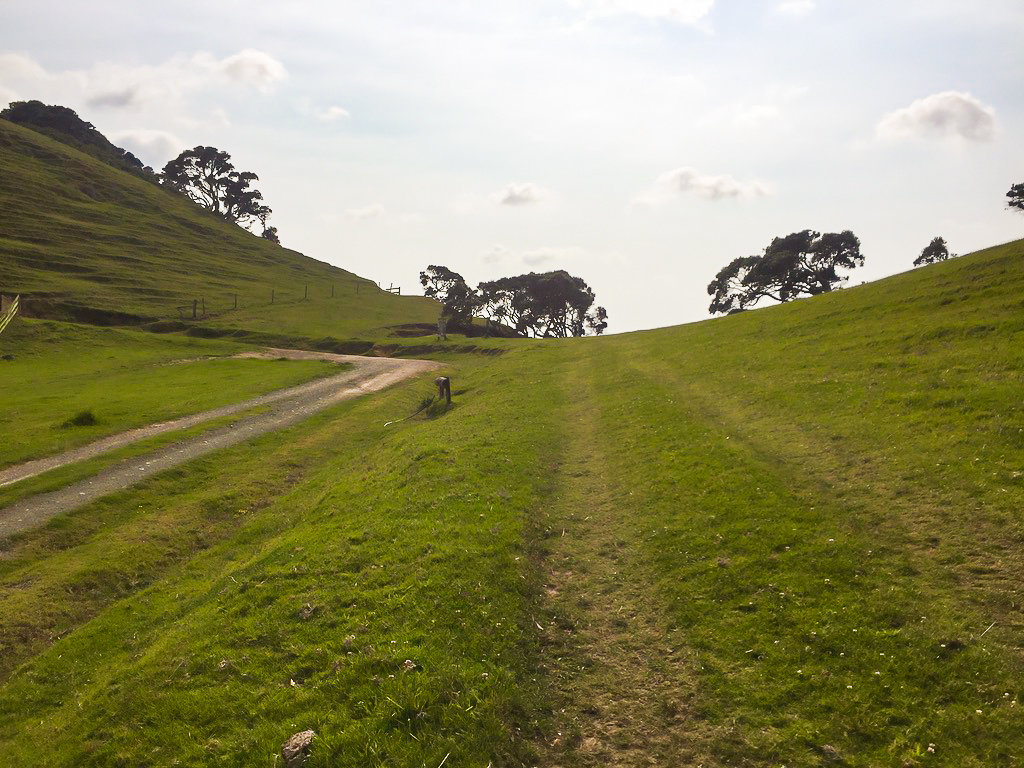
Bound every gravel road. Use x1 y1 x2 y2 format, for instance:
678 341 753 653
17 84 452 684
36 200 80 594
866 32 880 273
0 349 439 539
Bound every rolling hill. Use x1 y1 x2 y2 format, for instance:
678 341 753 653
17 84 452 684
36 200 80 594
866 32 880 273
1 105 1023 766
0 117 440 340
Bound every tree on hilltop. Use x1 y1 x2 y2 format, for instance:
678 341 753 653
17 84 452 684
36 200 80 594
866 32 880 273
1008 182 1024 213
914 236 954 266
160 146 272 233
708 229 863 315
0 100 154 178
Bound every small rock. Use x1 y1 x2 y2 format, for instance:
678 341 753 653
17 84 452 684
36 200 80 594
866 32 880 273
281 730 315 768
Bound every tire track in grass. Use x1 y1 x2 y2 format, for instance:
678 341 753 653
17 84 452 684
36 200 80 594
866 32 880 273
533 351 699 767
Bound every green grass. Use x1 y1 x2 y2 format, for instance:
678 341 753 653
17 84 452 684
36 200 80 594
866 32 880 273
0 318 346 469
0 240 1022 765
0 118 439 338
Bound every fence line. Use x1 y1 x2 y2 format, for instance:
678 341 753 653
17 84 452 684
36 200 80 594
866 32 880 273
0 279 407 329
0 295 20 335
167 280 406 320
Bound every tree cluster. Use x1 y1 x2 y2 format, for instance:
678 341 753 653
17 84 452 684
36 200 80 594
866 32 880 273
160 146 275 238
707 229 863 315
420 266 608 337
913 236 954 267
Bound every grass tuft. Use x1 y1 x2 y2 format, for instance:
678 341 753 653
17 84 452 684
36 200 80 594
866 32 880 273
60 409 97 428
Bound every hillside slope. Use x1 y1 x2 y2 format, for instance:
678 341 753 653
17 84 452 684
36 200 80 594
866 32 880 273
0 118 439 338
1 239 1022 766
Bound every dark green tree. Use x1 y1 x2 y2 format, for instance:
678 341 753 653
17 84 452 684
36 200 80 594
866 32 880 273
708 229 863 315
1008 182 1024 213
419 265 478 326
160 146 271 230
478 270 606 337
913 236 953 266
261 226 281 245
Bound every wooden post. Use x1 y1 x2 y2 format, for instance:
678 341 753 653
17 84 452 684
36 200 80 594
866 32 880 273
201 297 205 316
271 289 275 304
304 284 308 300
192 299 197 319
233 293 238 310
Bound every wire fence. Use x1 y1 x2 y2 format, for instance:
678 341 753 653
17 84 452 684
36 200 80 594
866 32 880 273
171 280 406 320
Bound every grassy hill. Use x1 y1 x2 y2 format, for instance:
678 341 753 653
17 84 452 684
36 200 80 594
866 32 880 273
0 118 439 340
3 96 1024 767
0 234 1021 765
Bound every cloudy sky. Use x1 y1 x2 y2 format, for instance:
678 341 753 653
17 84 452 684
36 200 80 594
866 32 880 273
2 1 1022 333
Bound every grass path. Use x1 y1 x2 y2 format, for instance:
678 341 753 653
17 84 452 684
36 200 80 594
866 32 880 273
534 352 699 766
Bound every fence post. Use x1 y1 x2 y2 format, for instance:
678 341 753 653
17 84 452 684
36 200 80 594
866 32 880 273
201 297 205 316
272 289 275 304
233 293 238 310
192 299 198 320
304 284 308 300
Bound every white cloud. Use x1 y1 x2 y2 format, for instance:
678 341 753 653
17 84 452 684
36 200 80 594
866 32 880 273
319 105 352 121
654 166 774 200
876 91 997 142
492 182 545 206
522 246 586 265
0 52 47 80
565 0 715 24
213 49 287 92
111 129 184 167
480 244 587 267
0 50 287 118
777 0 816 16
345 203 386 220
0 52 87 103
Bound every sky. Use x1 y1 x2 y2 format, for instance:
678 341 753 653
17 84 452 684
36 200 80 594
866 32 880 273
2 1 1022 333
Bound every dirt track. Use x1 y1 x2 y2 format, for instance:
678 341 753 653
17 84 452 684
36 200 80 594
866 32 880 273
0 349 439 539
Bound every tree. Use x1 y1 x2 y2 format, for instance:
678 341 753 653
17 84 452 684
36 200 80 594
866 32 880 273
707 256 761 315
478 270 607 338
419 265 478 325
914 236 953 266
1008 183 1024 213
160 146 271 230
708 229 863 315
261 226 281 245
586 305 609 336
